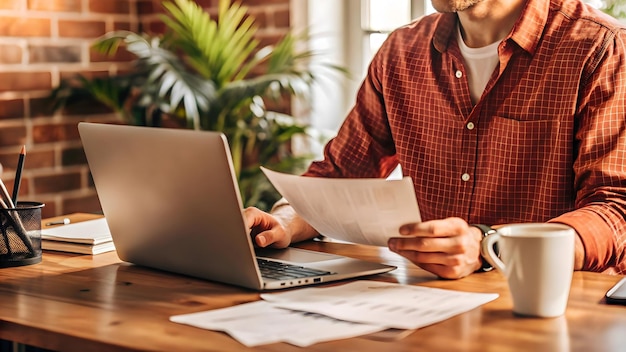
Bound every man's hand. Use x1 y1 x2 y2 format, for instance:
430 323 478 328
243 206 319 248
388 217 483 279
243 207 292 248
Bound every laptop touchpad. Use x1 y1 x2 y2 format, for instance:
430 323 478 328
256 247 340 263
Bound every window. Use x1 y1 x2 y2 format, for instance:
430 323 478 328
290 1 434 150
359 0 434 77
290 0 434 160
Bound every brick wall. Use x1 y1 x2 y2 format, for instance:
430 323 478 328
0 0 291 218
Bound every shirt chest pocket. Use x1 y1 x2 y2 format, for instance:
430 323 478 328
485 116 563 164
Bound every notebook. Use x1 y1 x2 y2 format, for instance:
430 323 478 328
42 218 115 255
78 122 395 290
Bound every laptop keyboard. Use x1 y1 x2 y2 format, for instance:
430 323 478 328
257 258 335 280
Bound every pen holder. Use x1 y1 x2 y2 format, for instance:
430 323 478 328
0 201 44 268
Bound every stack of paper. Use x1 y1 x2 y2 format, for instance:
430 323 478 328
170 280 499 347
41 218 115 255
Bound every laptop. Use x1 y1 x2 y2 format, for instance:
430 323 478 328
78 122 395 290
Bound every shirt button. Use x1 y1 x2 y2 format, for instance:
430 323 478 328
461 173 470 182
455 70 463 78
466 122 475 130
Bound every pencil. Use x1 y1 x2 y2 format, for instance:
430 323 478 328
0 177 14 208
11 145 25 206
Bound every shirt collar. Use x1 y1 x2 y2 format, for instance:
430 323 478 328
508 0 549 55
432 0 549 55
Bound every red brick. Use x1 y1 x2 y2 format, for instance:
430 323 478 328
0 72 52 92
0 0 21 10
0 150 20 169
249 10 268 28
23 149 56 169
40 199 57 219
273 8 290 28
0 44 22 64
28 0 81 12
0 146 27 169
6 144 27 167
1 177 30 202
58 20 106 38
89 46 134 63
63 193 102 214
29 45 81 63
137 0 156 15
0 16 51 37
59 70 110 81
32 122 81 143
0 99 25 120
33 171 81 193
61 146 87 166
114 21 132 31
0 126 26 147
143 20 166 34
89 0 130 14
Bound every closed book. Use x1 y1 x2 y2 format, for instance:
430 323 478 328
42 240 115 255
42 218 112 245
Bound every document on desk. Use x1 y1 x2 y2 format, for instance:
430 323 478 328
261 167 421 246
170 300 384 347
261 281 499 330
170 281 498 347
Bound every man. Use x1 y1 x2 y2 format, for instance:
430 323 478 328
245 0 626 278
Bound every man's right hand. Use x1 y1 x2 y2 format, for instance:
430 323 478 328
243 205 319 248
243 207 292 248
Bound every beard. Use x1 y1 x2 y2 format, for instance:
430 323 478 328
431 0 484 12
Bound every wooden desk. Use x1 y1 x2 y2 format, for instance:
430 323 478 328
0 214 624 351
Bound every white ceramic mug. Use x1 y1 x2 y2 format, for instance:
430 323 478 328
480 223 576 317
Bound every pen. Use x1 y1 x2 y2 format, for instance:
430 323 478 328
11 145 25 206
45 218 71 226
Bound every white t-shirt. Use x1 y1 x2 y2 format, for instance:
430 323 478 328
456 25 501 104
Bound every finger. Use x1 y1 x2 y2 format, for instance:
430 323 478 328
399 217 468 237
389 234 473 254
394 251 479 279
254 222 292 248
418 263 474 279
243 207 272 230
242 208 285 248
393 249 467 267
388 236 457 253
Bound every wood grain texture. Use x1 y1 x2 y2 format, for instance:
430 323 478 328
0 214 623 351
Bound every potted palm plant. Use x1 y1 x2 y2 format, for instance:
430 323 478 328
52 0 344 210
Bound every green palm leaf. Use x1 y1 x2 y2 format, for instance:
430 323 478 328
93 30 215 129
162 0 259 86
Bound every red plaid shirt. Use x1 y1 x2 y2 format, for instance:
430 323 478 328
304 0 626 274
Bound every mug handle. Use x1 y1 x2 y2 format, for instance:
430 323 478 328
480 232 506 273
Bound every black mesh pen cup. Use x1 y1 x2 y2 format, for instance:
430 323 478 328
0 201 44 268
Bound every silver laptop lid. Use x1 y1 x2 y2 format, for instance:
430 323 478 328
78 122 264 289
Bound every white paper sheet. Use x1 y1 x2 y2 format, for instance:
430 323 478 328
261 167 421 246
170 281 498 347
261 280 499 330
169 300 385 347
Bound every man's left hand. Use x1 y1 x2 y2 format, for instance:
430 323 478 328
388 217 483 279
